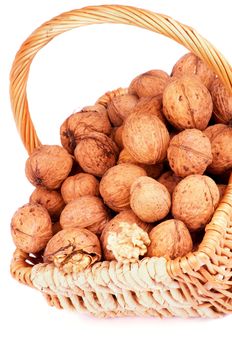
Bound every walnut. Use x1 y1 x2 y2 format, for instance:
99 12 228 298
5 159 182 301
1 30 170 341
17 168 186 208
118 148 163 179
61 173 99 204
172 175 220 231
167 129 212 177
133 95 166 124
123 112 170 164
146 219 193 259
130 176 171 223
163 76 213 130
52 221 62 235
11 203 52 253
204 124 232 174
128 70 170 97
102 221 150 263
101 209 151 261
107 94 138 126
158 171 181 195
110 125 124 150
171 53 215 89
99 163 146 211
60 104 111 153
43 228 101 273
29 187 65 220
74 132 118 177
210 77 232 124
217 184 227 200
60 195 110 235
25 145 73 190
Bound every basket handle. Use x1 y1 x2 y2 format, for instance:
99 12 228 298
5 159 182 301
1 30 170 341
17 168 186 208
10 4 232 155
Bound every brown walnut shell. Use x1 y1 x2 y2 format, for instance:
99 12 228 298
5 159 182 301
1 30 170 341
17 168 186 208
25 145 73 190
163 75 213 130
130 176 171 223
110 126 124 150
172 175 219 231
167 129 212 177
44 228 101 273
99 163 146 212
29 187 65 220
128 70 170 97
123 112 170 164
171 52 215 89
60 104 111 154
146 219 193 259
118 149 163 179
60 195 110 235
158 171 181 195
217 184 227 201
204 124 232 174
74 132 118 177
11 203 52 253
210 77 232 124
133 95 166 124
107 94 138 126
61 173 99 204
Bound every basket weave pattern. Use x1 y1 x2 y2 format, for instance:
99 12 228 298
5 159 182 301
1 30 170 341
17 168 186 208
10 5 232 318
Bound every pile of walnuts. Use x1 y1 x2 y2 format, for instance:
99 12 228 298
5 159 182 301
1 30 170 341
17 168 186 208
11 52 232 274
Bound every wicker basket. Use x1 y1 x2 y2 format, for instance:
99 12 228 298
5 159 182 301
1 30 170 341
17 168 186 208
10 5 232 318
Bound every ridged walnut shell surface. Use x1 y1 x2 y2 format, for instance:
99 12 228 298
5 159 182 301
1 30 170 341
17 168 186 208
60 195 110 235
110 125 124 150
163 75 213 130
11 203 52 253
107 94 138 126
132 95 167 125
204 124 232 174
74 132 118 177
60 104 111 154
158 171 182 195
210 77 232 124
172 175 220 232
61 173 99 203
171 53 215 89
146 219 193 259
101 209 151 261
25 145 73 190
123 112 170 164
167 129 212 177
130 176 171 223
128 70 170 97
99 163 146 212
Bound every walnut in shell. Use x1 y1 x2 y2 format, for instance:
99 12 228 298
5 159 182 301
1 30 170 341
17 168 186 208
210 77 232 124
29 187 65 220
61 173 99 203
118 148 163 179
146 219 193 259
60 104 111 153
171 53 215 89
167 129 212 177
110 125 124 150
101 209 151 261
99 163 146 211
60 195 110 235
158 171 181 195
43 228 101 273
163 76 213 130
25 145 73 190
11 203 52 253
130 176 171 223
133 95 166 124
128 70 170 97
217 184 227 200
74 132 118 177
204 124 232 174
107 94 138 126
123 112 170 164
172 175 219 231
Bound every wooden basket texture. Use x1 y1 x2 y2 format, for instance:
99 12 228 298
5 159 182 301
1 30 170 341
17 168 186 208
10 5 232 318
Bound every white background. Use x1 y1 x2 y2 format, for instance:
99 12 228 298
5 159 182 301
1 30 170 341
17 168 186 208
1 0 231 349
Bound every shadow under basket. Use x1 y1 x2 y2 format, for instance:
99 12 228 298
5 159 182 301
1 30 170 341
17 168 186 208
10 5 232 318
